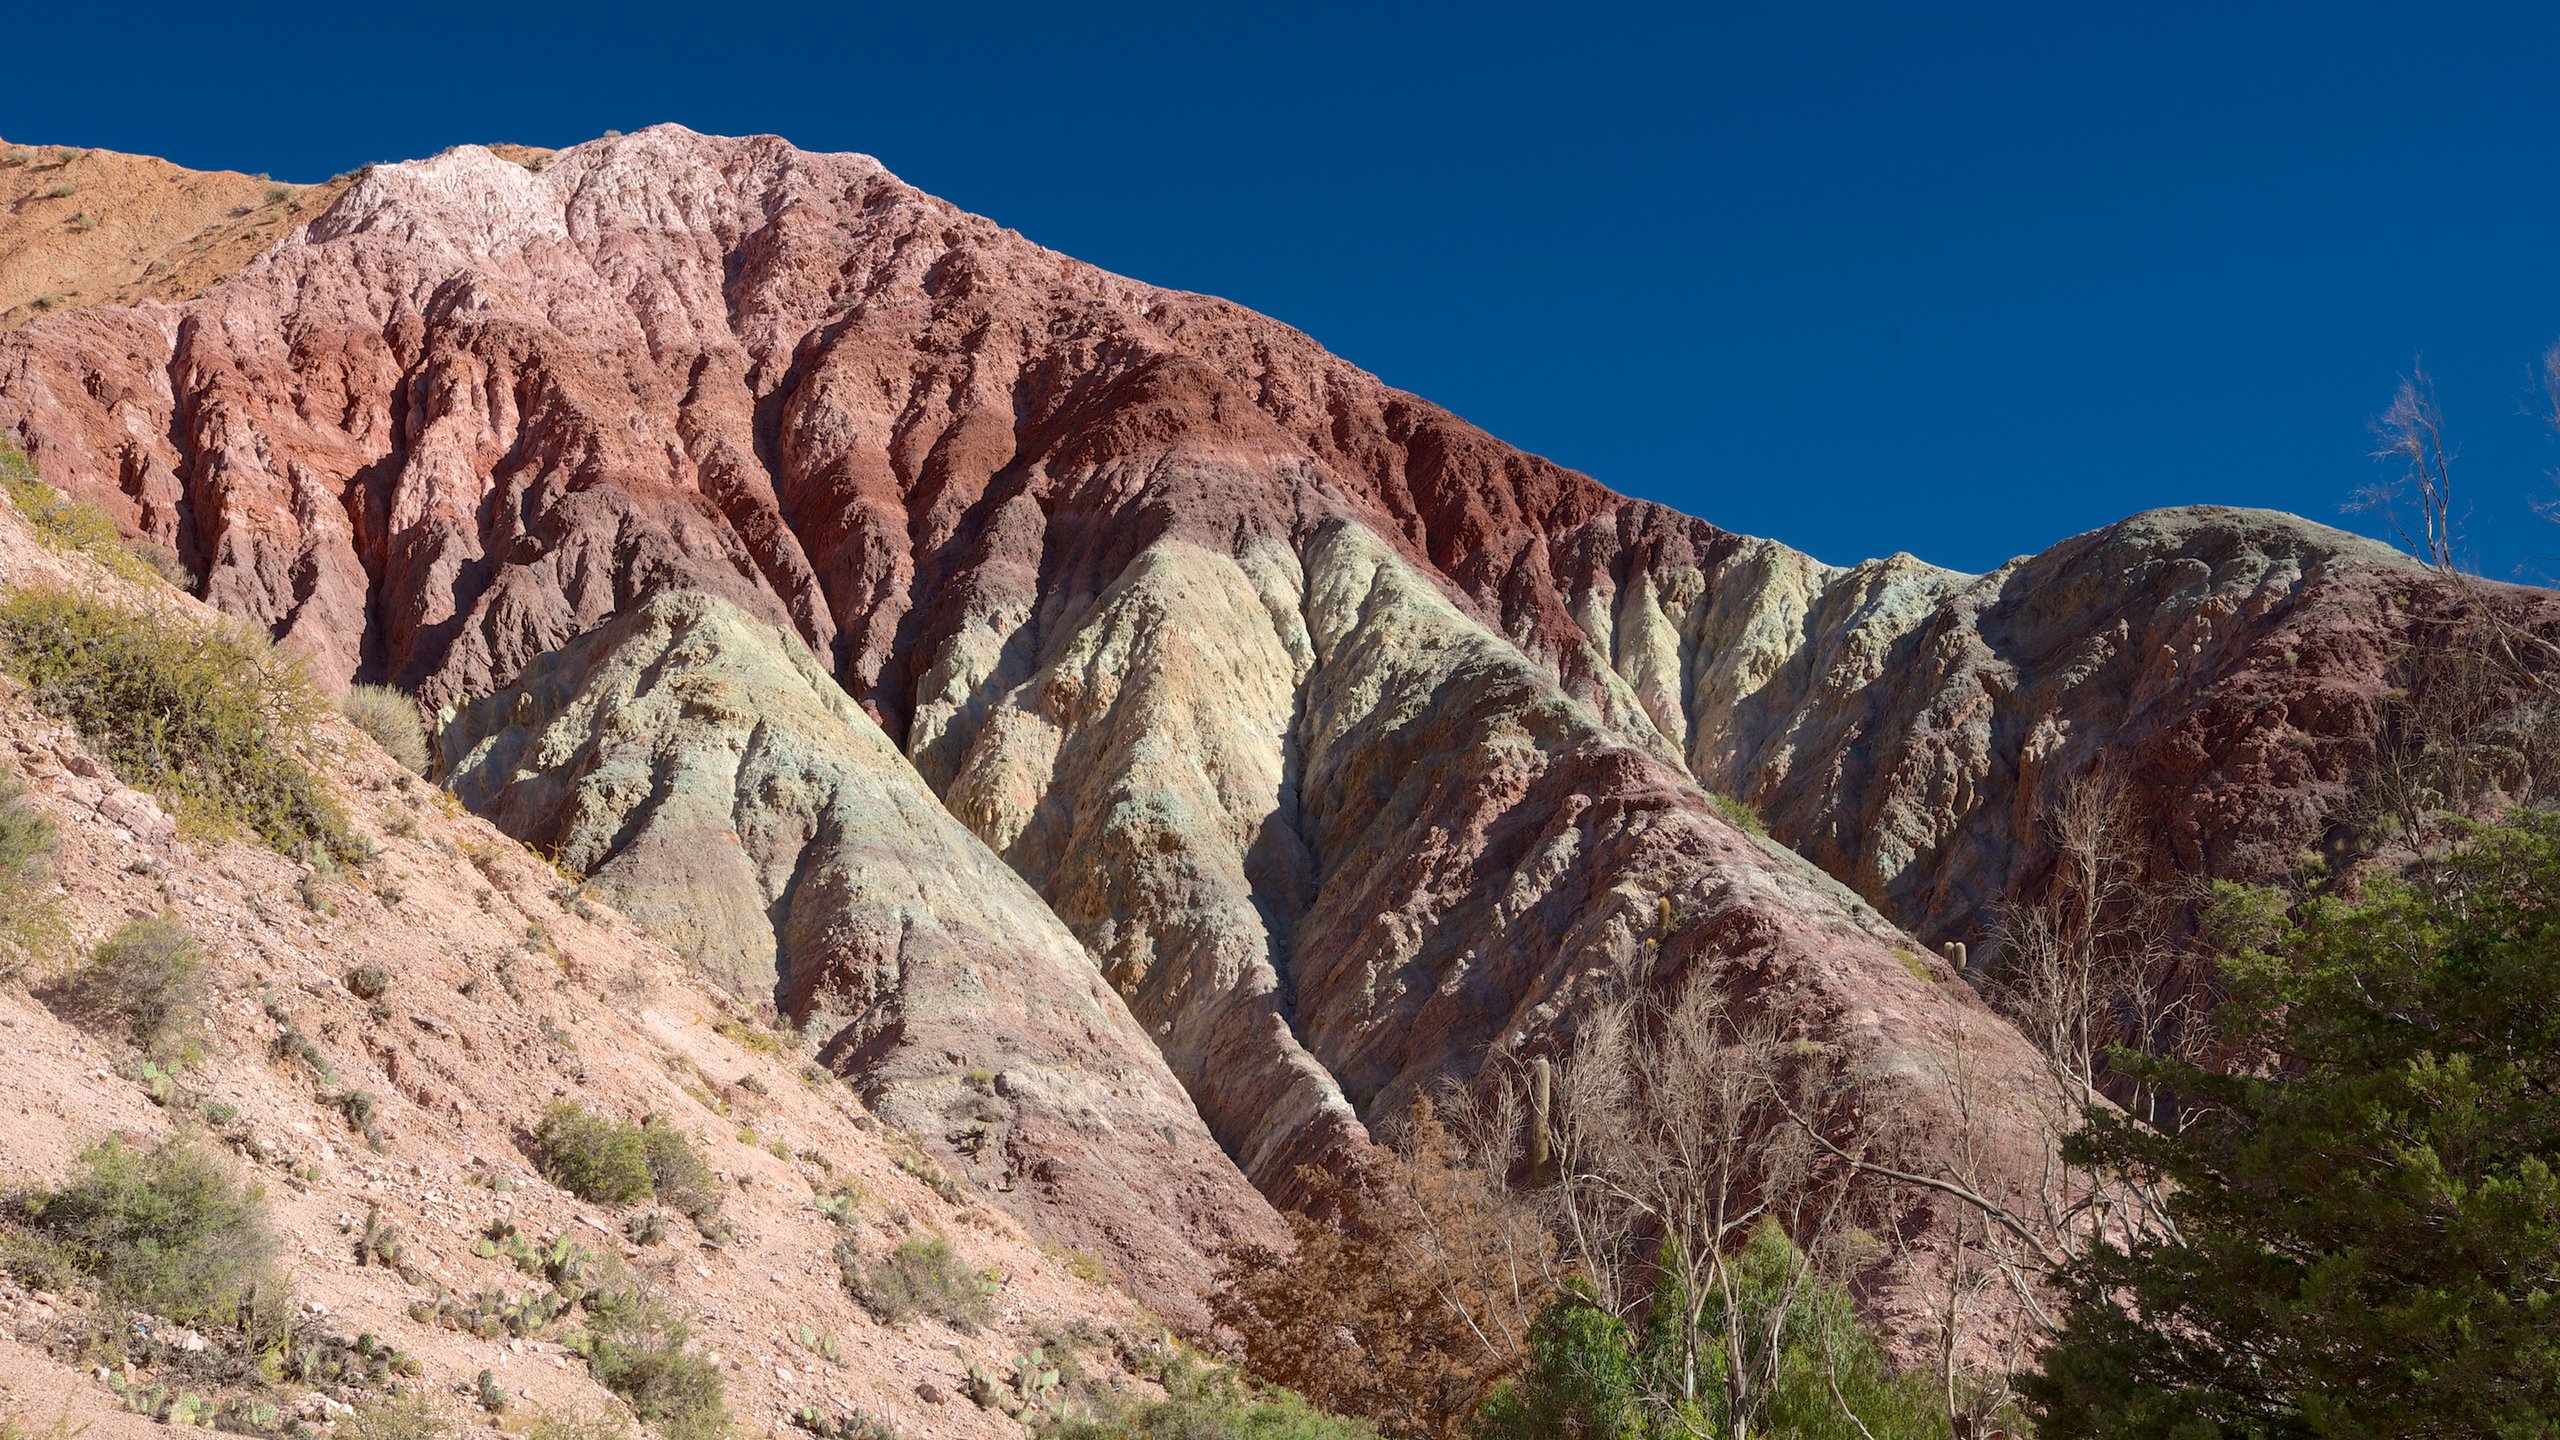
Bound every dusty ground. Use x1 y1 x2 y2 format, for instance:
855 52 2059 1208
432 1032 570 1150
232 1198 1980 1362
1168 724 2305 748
0 503 1164 1435
0 139 555 330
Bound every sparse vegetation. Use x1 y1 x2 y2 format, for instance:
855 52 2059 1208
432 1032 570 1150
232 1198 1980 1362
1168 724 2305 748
341 682 430 774
523 1405 634 1440
571 1285 729 1440
1707 790 1768 835
1041 1360 1377 1440
0 776 63 961
345 962 392 999
47 915 209 1058
713 1014 784 1057
0 1401 84 1440
0 587 360 860
341 1388 455 1440
0 442 162 584
841 1230 997 1332
1 1135 283 1330
789 1409 903 1440
536 1103 722 1221
535 1103 655 1206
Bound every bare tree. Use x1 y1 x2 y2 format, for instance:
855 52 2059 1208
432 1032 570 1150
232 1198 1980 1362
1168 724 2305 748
1541 979 1874 1440
2358 366 2560 694
1984 772 2201 1124
1214 1096 1550 1440
2343 365 2560 857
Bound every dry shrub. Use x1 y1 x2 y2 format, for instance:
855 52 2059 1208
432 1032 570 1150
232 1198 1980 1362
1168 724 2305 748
841 1230 996 1333
49 915 209 1059
0 776 63 963
1218 976 1904 1440
341 683 429 775
1216 1101 1547 1440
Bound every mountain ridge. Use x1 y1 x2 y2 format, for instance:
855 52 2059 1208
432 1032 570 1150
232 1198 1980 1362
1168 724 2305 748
4 125 2555 1357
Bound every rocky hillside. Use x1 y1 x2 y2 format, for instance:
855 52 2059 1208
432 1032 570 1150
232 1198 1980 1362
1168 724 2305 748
0 497 1194 1436
0 140 349 331
2 126 2551 1356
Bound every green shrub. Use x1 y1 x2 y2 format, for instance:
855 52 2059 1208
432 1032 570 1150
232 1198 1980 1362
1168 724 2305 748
0 776 62 960
0 588 358 860
0 777 53 886
535 1104 653 1207
1470 1225 1942 1440
842 1231 996 1333
1041 1361 1375 1440
640 1116 721 1221
3 1135 283 1328
49 916 209 1058
0 444 160 585
536 1104 723 1221
345 963 391 1000
574 1288 728 1440
1707 791 1767 835
340 684 429 775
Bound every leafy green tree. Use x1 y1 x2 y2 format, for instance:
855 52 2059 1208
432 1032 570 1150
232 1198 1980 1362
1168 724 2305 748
2025 813 2560 1438
1472 1225 1938 1440
1472 1281 1645 1440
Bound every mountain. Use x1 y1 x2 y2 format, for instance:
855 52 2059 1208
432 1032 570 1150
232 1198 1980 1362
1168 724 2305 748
3 126 2553 1356
0 493 1171 1437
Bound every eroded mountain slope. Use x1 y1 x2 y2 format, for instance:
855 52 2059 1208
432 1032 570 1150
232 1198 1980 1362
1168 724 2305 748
438 587 1284 1299
6 128 2549 1300
0 502 1180 1437
5 127 2548 957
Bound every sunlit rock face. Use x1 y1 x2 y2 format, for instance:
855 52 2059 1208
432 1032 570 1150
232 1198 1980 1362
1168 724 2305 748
11 124 2554 1330
438 587 1284 1326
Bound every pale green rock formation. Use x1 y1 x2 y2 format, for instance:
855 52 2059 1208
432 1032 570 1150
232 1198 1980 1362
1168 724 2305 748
439 589 1282 1323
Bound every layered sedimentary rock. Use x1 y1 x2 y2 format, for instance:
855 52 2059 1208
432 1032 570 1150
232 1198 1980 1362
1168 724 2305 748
3 128 2550 1313
438 588 1284 1320
1559 504 2560 942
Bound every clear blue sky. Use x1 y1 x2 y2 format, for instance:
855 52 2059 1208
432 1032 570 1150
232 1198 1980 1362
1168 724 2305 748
20 2 2560 580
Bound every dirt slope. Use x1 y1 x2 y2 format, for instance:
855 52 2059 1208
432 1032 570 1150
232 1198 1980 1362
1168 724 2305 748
0 504 1171 1438
0 140 354 330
